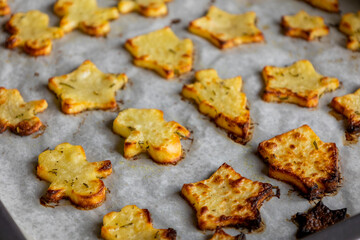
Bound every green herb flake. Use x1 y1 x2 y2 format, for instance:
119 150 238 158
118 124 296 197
59 83 75 89
48 169 57 176
83 183 89 188
175 131 185 138
355 111 360 115
127 126 135 131
120 223 133 228
210 97 214 101
313 141 318 150
15 113 24 118
109 83 115 88
93 91 99 95
169 49 176 54
174 69 180 76
212 90 216 95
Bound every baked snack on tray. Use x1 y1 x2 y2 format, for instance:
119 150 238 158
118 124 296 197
302 0 339 13
5 10 64 56
118 0 172 17
181 163 277 231
331 88 360 133
54 0 119 36
0 87 48 136
182 69 251 144
281 10 329 41
258 125 341 200
293 201 347 238
113 108 190 165
125 27 193 79
0 0 10 16
339 11 360 51
48 60 128 114
209 228 246 240
37 143 112 209
188 6 264 49
262 60 340 108
101 205 177 240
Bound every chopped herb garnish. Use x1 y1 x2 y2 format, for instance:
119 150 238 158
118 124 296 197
83 183 89 188
48 169 57 176
120 223 133 228
175 131 185 138
109 83 115 88
127 126 135 131
212 90 216 95
210 97 214 101
355 111 360 115
93 91 99 95
15 113 24 118
169 49 176 54
154 231 159 239
138 141 144 145
60 83 75 89
313 141 318 150
174 69 180 76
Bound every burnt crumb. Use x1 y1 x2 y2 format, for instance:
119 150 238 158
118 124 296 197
170 18 181 25
293 201 347 238
34 72 40 77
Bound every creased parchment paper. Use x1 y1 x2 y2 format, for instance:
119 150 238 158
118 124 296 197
0 0 360 239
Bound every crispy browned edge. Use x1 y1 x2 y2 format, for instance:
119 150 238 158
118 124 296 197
123 121 191 165
257 131 340 200
280 15 329 41
4 15 53 56
331 94 360 133
38 160 112 210
0 2 10 16
303 0 339 13
262 65 333 108
181 85 251 145
211 227 246 240
181 163 278 231
188 20 264 50
140 208 177 240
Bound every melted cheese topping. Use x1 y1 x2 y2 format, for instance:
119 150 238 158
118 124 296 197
332 89 360 122
113 108 189 152
283 11 326 30
54 0 119 34
48 60 127 114
126 27 193 70
264 60 339 95
102 205 172 240
260 125 338 189
183 69 247 119
0 88 47 125
182 163 272 230
38 143 109 195
8 10 63 45
190 6 262 41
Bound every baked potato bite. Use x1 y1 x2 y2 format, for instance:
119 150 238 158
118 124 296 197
0 87 48 136
331 88 360 133
37 143 112 209
125 27 193 79
54 0 119 36
5 10 64 56
262 60 340 108
339 11 360 51
0 0 10 16
101 205 176 240
188 6 264 49
302 0 339 13
48 60 128 114
181 163 277 231
258 125 341 200
118 0 172 17
281 10 329 41
182 69 251 144
113 108 190 165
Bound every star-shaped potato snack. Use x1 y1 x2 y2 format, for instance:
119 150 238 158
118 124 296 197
37 143 112 209
339 11 360 51
54 0 119 36
113 108 190 164
101 205 177 240
188 6 264 49
181 163 277 231
331 88 360 133
281 11 329 41
302 0 339 13
262 60 340 107
293 201 347 238
48 60 128 114
0 0 10 16
209 228 246 240
118 0 172 17
125 27 194 79
182 69 251 144
5 10 64 56
258 125 341 200
0 87 48 136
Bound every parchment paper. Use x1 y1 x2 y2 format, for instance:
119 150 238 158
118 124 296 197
0 0 360 239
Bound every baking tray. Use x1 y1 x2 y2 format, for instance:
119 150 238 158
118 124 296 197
1 0 360 239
